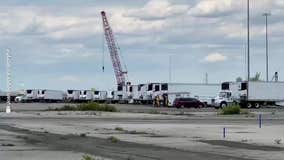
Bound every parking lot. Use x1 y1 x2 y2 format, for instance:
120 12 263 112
0 103 283 160
0 102 283 113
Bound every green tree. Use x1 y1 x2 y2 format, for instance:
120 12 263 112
250 72 262 81
236 77 243 82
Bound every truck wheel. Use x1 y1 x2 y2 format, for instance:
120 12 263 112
254 103 261 109
220 102 227 108
247 103 252 109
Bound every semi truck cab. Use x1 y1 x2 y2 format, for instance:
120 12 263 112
212 91 234 108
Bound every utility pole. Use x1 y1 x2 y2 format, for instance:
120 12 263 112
205 73 208 84
169 55 172 83
263 12 271 82
247 0 250 82
6 49 12 114
247 0 250 104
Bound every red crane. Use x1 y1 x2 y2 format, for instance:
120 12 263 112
101 11 128 86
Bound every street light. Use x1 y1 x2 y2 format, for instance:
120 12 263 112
263 12 271 82
169 55 172 83
6 48 12 114
247 0 250 103
247 0 250 82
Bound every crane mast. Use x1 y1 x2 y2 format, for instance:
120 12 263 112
101 11 127 86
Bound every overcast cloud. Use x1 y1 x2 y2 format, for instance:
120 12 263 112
0 0 283 91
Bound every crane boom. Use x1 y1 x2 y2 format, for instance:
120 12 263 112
101 11 127 86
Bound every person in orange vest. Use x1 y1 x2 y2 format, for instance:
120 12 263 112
157 95 161 107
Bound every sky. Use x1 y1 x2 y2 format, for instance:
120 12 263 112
0 0 283 91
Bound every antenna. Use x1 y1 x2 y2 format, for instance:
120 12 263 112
205 73 208 84
6 48 12 113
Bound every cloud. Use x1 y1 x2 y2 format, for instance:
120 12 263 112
108 12 166 34
189 0 240 17
203 53 228 63
0 0 283 91
59 75 81 83
125 0 189 20
189 0 273 17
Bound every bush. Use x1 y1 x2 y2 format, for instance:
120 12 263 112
220 105 241 115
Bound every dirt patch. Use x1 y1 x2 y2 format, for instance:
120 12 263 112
199 140 284 151
0 124 253 160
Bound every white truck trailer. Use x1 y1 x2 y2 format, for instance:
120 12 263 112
66 90 80 102
138 83 161 104
79 90 93 101
153 83 220 107
212 81 284 108
106 91 114 103
113 85 131 103
128 85 140 104
23 89 39 102
37 89 65 102
93 91 108 102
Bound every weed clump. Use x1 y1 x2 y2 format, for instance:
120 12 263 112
81 155 96 160
115 127 124 131
219 105 241 115
1 143 15 147
80 133 87 137
108 136 119 143
275 139 282 144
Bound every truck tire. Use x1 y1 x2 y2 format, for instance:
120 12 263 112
220 102 227 108
247 103 252 109
254 103 261 109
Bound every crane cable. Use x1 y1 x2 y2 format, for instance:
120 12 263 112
102 29 105 72
115 39 129 82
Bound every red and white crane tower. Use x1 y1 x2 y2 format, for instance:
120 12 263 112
101 11 129 87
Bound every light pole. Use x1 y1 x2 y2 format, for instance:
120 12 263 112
263 12 271 82
247 0 250 82
6 49 12 113
169 55 172 83
247 0 250 103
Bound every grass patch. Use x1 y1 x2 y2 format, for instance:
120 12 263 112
149 110 160 114
240 109 250 115
108 136 119 143
78 103 117 112
274 139 282 144
80 133 87 137
48 105 77 111
115 127 124 131
219 105 241 115
1 143 15 147
127 130 148 135
48 103 117 112
81 155 96 160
